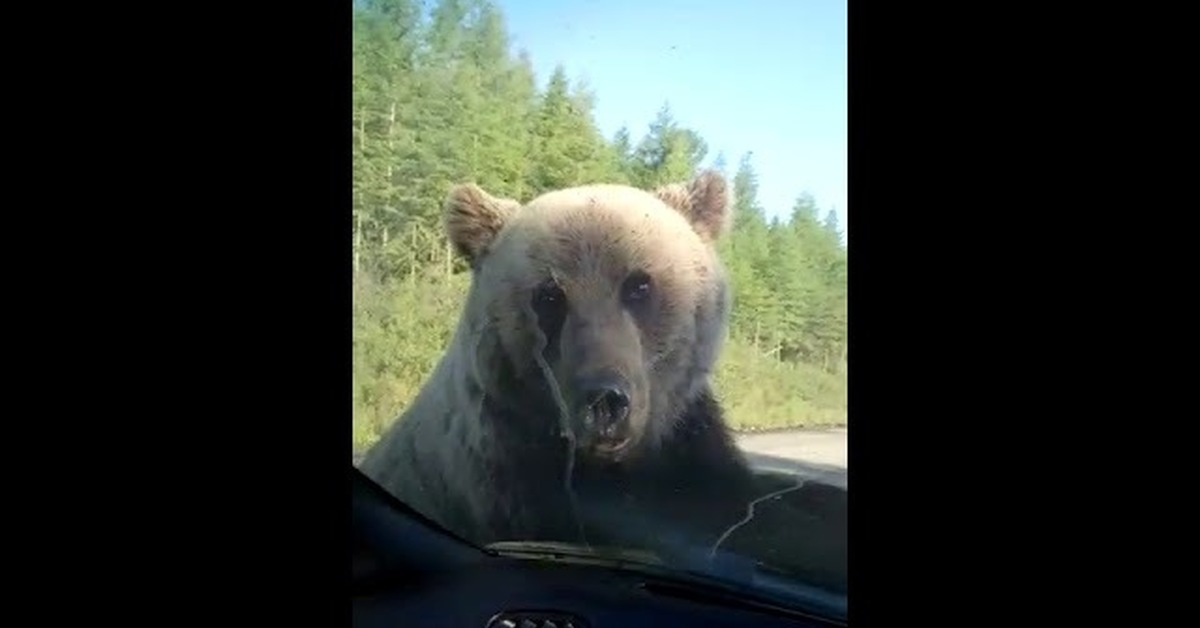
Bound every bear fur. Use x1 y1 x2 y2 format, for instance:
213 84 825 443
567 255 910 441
359 171 763 555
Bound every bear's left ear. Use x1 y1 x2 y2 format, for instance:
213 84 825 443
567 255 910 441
653 169 732 242
443 183 521 266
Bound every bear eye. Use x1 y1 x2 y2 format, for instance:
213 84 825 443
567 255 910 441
531 279 567 328
534 280 565 307
621 271 652 306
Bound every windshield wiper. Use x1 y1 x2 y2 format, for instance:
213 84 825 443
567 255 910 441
484 540 666 565
483 541 846 625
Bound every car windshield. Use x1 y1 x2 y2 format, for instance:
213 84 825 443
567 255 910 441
352 0 847 618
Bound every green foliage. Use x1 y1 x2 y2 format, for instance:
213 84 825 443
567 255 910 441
352 0 848 448
629 103 708 189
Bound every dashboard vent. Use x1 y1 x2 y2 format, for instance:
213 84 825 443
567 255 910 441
486 610 588 628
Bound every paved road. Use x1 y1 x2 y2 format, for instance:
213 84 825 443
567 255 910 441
734 428 847 489
735 428 847 468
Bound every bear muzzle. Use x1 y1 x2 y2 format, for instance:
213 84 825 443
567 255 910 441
574 372 633 455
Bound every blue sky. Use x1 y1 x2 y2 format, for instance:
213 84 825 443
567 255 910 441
496 0 847 240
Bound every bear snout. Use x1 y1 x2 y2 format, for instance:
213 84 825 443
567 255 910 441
586 386 630 437
574 372 633 446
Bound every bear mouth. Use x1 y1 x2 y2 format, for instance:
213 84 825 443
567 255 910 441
589 436 632 457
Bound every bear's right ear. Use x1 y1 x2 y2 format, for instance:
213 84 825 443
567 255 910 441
653 169 732 243
443 183 521 266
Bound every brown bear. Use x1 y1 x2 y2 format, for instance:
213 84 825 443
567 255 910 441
359 171 762 556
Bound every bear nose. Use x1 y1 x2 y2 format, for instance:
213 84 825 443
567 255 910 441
578 376 631 437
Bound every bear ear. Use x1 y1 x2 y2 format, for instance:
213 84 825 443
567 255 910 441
443 183 521 266
653 169 732 242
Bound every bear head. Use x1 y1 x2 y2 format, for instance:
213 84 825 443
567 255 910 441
444 171 733 462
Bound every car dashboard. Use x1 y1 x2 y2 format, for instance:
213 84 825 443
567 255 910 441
351 469 847 628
